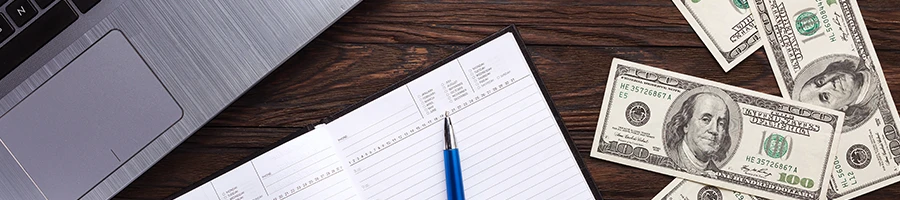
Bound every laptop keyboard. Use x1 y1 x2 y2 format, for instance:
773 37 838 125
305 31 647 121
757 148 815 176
5 0 36 27
0 0 100 80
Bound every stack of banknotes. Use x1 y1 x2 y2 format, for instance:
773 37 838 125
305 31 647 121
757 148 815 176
590 0 899 199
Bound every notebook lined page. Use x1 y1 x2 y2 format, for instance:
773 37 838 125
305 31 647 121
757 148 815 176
176 128 359 200
325 33 595 199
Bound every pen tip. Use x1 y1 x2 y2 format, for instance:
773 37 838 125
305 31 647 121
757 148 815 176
445 111 450 117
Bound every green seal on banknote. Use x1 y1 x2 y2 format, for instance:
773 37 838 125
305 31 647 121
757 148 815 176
732 0 749 9
795 12 820 36
763 133 790 159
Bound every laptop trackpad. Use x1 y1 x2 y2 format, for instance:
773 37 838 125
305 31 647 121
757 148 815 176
0 30 182 199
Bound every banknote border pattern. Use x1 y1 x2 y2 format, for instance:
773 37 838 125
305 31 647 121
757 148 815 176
681 0 759 63
660 180 689 199
755 0 796 93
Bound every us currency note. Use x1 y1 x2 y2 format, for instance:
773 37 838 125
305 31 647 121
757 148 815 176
654 178 765 200
672 0 762 72
747 0 900 199
591 58 845 200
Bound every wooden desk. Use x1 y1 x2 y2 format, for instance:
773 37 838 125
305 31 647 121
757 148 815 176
114 0 900 199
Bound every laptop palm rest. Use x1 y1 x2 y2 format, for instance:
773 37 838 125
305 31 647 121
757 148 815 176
0 30 182 200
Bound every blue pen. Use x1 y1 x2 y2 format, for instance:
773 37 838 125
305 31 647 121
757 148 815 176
444 111 465 200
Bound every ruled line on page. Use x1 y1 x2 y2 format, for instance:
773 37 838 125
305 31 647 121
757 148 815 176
343 105 417 152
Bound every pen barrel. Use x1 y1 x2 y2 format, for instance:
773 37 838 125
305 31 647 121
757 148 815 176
444 149 465 200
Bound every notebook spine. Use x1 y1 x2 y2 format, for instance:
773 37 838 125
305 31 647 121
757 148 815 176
304 124 317 131
318 116 333 125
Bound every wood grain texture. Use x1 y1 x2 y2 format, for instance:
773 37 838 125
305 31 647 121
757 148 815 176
115 0 900 199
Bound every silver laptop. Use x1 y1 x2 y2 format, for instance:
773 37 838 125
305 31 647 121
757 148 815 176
0 0 361 199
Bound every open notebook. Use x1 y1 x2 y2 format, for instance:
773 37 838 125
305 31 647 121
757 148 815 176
169 26 601 200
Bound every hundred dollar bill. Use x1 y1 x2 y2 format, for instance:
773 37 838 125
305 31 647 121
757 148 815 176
747 0 900 199
654 178 765 200
672 0 762 72
591 58 845 200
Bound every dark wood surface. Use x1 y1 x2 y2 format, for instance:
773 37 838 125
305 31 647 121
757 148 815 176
114 0 900 199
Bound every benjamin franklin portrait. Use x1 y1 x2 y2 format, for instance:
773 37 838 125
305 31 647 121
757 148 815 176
664 87 742 174
791 55 878 131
